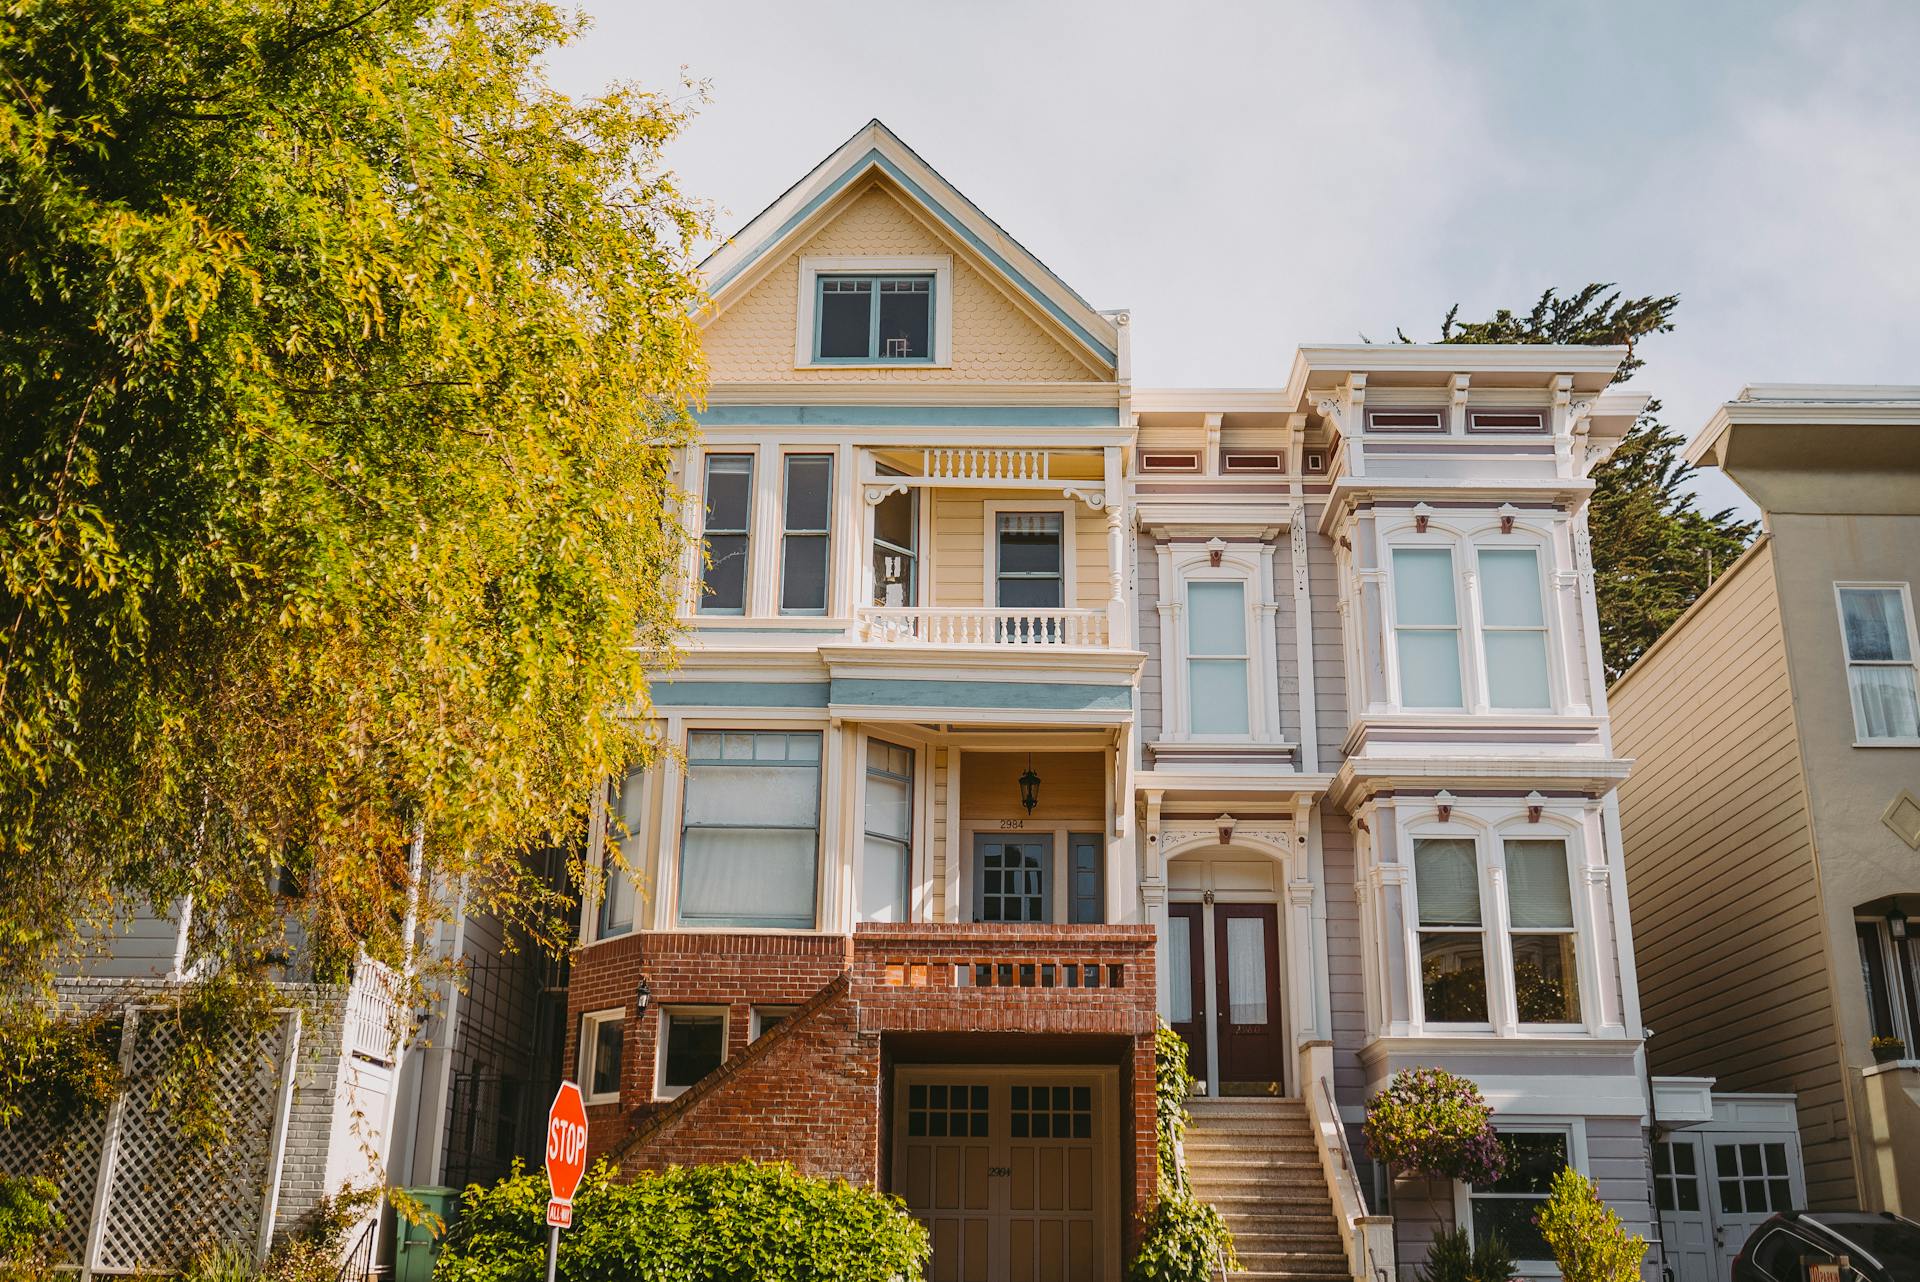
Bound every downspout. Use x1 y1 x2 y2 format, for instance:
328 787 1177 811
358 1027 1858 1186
1641 1028 1673 1282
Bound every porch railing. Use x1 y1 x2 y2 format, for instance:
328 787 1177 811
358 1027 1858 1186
855 606 1110 647
345 955 405 1066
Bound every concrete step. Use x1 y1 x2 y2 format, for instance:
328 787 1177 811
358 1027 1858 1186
1231 1231 1349 1253
1226 1270 1351 1282
1191 1179 1333 1204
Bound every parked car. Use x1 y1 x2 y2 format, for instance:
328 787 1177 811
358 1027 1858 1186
1732 1211 1920 1281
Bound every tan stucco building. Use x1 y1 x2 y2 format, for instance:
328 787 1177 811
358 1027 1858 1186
1613 387 1920 1230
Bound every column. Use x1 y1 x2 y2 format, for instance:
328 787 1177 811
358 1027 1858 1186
1104 445 1129 647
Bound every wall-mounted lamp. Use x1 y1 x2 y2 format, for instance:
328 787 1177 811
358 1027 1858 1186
1891 904 1909 942
1216 814 1237 846
1019 755 1041 815
1435 790 1455 824
635 976 652 1015
1524 791 1547 823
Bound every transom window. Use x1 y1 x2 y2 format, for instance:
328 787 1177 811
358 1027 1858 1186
1504 839 1581 1024
1393 547 1464 708
678 731 821 929
1469 1130 1569 1263
1415 837 1488 1023
1187 581 1251 736
1478 548 1552 710
1837 584 1920 741
815 274 934 362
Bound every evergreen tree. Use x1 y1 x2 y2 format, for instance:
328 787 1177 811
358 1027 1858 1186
1400 285 1756 680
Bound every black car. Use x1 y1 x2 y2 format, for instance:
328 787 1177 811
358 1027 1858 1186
1732 1211 1920 1281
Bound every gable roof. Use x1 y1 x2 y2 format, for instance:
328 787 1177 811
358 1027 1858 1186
699 119 1119 370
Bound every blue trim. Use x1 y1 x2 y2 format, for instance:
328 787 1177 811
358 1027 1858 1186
695 405 1120 428
831 678 1130 712
708 150 1116 367
650 680 831 708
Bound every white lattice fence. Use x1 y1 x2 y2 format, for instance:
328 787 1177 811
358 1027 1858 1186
0 1099 108 1265
92 1009 299 1273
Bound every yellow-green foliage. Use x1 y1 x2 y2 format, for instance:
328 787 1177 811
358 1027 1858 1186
0 0 706 1017
1535 1167 1647 1282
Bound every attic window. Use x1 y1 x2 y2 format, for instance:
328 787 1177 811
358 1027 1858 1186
1222 452 1283 472
816 275 934 362
1140 452 1200 472
1468 411 1546 434
1366 410 1445 433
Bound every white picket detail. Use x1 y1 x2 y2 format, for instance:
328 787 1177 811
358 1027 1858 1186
920 448 1051 482
857 607 1108 647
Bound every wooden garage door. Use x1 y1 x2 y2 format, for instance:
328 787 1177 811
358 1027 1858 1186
896 1068 1113 1282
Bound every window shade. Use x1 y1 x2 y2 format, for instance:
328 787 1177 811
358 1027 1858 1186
1226 916 1269 1024
1187 582 1246 654
1504 840 1574 928
1167 915 1193 1025
1415 838 1481 926
1479 549 1544 626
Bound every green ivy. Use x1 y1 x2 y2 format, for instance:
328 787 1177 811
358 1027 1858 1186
1535 1167 1646 1282
1126 1024 1234 1282
432 1159 929 1282
0 1175 62 1281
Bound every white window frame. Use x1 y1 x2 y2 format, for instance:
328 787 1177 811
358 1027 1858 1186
857 736 915 924
1856 914 1920 1058
982 500 1077 609
1156 543 1281 743
794 255 954 369
778 452 834 615
751 1005 799 1041
1455 1120 1588 1277
1498 832 1586 1030
594 767 648 942
579 1007 627 1105
1408 827 1495 1032
675 728 825 931
1474 539 1561 713
696 451 756 616
1386 540 1468 711
654 1005 730 1101
1834 581 1920 746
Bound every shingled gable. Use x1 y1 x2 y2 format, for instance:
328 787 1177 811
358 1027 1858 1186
697 118 1120 376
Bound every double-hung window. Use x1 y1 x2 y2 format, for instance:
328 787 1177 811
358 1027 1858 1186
996 513 1064 612
860 740 913 923
598 768 644 939
700 454 753 613
1478 548 1552 709
1415 837 1488 1023
1504 839 1581 1024
1837 585 1920 741
780 454 832 613
657 1008 726 1099
1187 581 1251 736
1393 548 1464 708
678 731 821 929
1469 1130 1568 1265
816 275 934 362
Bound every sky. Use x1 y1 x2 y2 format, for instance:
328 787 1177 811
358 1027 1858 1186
544 0 1920 520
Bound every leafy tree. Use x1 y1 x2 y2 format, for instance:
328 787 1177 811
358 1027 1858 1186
0 0 704 1042
1401 285 1756 679
1534 1166 1646 1282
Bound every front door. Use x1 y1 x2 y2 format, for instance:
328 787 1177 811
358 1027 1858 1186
974 834 1053 923
894 1067 1114 1282
1165 901 1285 1096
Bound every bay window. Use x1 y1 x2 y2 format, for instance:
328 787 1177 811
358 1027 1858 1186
1837 585 1920 741
1478 547 1552 709
1187 580 1250 736
780 454 832 613
860 740 913 923
677 731 821 929
1415 836 1488 1023
1393 548 1464 708
699 454 753 613
1504 838 1581 1024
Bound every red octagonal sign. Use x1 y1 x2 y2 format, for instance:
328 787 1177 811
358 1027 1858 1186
545 1080 589 1205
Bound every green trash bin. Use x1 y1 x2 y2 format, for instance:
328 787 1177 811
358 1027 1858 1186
392 1185 460 1282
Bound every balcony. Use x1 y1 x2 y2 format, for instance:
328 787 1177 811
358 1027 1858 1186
855 605 1112 648
850 922 1157 1038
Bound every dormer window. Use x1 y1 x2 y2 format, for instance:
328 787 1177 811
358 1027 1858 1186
815 275 933 362
796 257 952 367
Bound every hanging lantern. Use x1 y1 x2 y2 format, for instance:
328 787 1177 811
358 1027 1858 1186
1019 754 1041 815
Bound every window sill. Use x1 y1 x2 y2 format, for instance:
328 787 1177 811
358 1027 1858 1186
1863 1058 1920 1077
797 360 951 370
1853 739 1920 749
583 1093 620 1108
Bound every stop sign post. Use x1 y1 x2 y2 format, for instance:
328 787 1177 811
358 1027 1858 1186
543 1081 588 1281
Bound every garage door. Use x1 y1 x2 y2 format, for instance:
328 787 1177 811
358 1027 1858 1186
895 1067 1116 1282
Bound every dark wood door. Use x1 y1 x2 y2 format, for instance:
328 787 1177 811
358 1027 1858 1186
1166 903 1207 1088
1212 903 1284 1093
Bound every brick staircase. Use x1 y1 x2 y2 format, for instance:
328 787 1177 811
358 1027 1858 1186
1183 1097 1351 1282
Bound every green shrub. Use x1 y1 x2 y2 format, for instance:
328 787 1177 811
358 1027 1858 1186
1362 1067 1505 1185
1416 1227 1514 1282
1126 1024 1234 1282
432 1158 929 1282
0 1174 62 1282
1535 1167 1646 1282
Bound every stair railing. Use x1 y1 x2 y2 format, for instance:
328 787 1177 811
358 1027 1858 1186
1308 1066 1396 1282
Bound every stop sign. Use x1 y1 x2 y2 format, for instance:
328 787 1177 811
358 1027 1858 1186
545 1081 589 1204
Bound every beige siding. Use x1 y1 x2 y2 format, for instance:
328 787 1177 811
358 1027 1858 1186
931 745 950 921
1611 538 1855 1207
929 492 1108 610
701 181 1103 384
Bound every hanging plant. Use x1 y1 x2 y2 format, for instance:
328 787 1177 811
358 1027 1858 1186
1363 1066 1505 1186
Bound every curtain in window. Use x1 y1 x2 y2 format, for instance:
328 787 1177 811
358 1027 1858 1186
1851 667 1920 739
1226 916 1269 1024
860 746 911 923
1842 588 1911 660
1504 840 1574 928
679 733 820 928
1167 914 1193 1025
1841 588 1920 738
1415 838 1481 925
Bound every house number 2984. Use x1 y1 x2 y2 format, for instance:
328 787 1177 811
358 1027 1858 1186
997 819 1026 829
